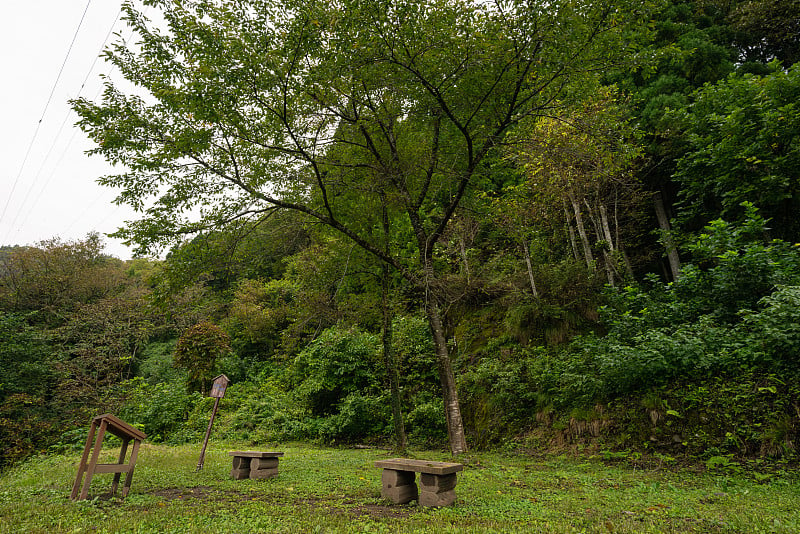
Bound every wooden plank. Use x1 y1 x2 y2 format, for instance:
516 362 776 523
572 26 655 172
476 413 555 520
111 438 130 495
94 463 133 474
228 451 284 458
70 420 98 500
93 413 147 441
122 439 142 498
374 458 463 475
71 414 146 500
80 419 109 500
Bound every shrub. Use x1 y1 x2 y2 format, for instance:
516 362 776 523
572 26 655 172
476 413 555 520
404 395 448 447
222 380 309 442
0 312 54 401
137 340 181 384
736 285 800 372
459 347 551 446
118 378 204 442
174 322 231 394
0 394 56 469
310 393 390 444
292 325 382 415
549 210 800 403
392 315 439 399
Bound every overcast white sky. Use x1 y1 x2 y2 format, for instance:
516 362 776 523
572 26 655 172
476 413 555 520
0 1 141 259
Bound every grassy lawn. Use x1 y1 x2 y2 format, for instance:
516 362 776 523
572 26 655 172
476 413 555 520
1 442 798 533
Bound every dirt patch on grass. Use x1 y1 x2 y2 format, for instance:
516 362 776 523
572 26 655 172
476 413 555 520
146 486 413 519
151 486 249 502
349 503 414 519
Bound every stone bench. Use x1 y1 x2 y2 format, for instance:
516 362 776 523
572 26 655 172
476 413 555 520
374 458 464 507
229 451 284 480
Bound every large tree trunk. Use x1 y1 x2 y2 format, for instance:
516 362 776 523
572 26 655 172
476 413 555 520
654 192 681 280
421 257 467 454
425 299 468 454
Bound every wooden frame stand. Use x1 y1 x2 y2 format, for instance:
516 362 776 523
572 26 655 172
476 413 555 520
71 414 147 500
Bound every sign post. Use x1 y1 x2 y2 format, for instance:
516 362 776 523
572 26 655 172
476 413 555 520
196 374 229 471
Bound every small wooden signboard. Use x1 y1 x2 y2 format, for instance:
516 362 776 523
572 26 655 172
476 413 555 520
210 374 230 398
197 374 230 470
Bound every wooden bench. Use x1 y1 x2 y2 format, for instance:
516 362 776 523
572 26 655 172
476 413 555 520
374 458 464 507
229 451 284 480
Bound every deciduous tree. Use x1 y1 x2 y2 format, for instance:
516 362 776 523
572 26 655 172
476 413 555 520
507 90 645 286
73 0 649 453
173 321 231 394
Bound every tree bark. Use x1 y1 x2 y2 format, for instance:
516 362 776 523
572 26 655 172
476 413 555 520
421 256 467 454
653 192 681 281
610 198 635 279
599 202 620 285
521 240 539 298
563 205 580 262
458 236 470 285
569 192 594 270
599 203 614 251
584 198 614 284
425 299 468 455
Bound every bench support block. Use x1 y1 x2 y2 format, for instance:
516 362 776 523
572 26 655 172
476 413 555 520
229 451 283 480
375 458 463 507
381 469 418 504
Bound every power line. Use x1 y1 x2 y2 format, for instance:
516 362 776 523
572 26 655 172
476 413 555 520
9 7 123 234
0 0 94 230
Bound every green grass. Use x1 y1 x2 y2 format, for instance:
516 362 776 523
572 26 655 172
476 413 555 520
1 442 798 533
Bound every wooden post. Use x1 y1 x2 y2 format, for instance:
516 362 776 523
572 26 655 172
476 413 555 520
196 374 229 471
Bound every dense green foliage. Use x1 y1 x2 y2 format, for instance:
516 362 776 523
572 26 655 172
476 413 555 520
1 0 798 470
673 64 800 236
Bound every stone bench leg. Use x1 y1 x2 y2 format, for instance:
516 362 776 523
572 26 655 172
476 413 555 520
231 456 252 479
381 469 418 504
419 473 457 507
250 457 279 479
